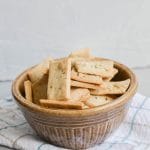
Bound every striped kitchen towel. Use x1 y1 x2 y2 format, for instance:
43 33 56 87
0 93 150 150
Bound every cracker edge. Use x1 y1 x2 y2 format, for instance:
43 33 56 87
40 99 84 110
24 80 32 102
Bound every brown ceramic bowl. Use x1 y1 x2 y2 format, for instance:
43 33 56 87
12 58 138 149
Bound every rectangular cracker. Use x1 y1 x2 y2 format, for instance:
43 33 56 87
40 99 84 110
71 80 100 89
84 95 113 108
71 57 87 68
24 80 32 102
74 60 114 77
103 68 118 81
82 104 89 109
28 57 53 83
71 68 103 84
32 73 48 104
90 79 130 95
70 88 90 102
69 48 92 58
47 58 71 100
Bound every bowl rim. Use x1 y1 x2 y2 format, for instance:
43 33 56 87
12 57 138 117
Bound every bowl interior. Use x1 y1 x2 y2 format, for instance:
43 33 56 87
19 63 130 98
12 58 138 117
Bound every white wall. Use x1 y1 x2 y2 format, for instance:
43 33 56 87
0 0 150 80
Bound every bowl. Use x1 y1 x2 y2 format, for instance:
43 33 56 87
12 58 138 149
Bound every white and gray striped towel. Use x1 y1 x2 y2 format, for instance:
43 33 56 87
0 93 150 150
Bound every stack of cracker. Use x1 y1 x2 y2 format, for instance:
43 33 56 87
24 49 130 110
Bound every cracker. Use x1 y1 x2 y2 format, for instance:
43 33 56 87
71 57 85 67
70 88 90 102
69 48 92 58
82 104 89 109
24 80 32 102
84 95 113 108
74 60 114 77
28 57 53 83
69 48 93 68
47 58 71 100
71 80 100 89
42 57 53 68
71 68 103 84
103 68 118 81
32 73 48 104
40 99 84 110
90 79 130 95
